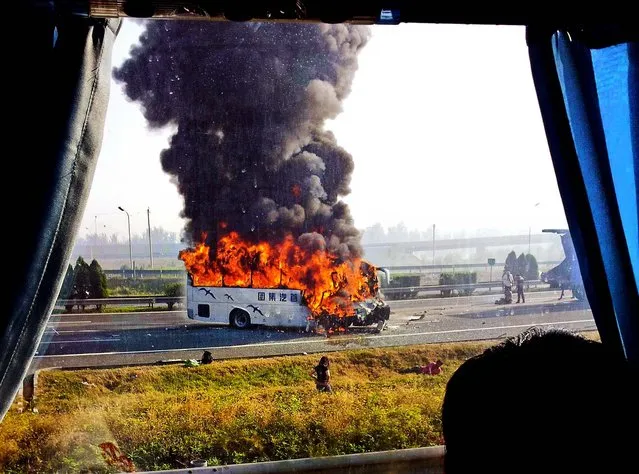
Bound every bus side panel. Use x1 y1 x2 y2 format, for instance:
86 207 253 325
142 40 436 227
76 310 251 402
241 289 311 328
189 286 229 325
187 285 312 329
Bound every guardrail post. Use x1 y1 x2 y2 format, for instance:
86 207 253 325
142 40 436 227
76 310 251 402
22 372 37 412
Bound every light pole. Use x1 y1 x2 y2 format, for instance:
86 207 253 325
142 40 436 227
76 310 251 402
147 207 153 269
118 206 133 273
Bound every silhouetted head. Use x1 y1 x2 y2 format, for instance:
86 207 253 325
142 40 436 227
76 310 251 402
435 359 444 367
319 356 330 367
442 327 636 474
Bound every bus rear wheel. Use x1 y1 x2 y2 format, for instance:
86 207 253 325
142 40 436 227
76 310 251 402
230 309 251 329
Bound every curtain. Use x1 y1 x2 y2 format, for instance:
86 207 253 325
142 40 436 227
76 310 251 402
0 9 121 421
527 26 638 365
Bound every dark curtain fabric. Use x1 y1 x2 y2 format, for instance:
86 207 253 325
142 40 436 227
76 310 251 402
527 27 638 365
0 11 121 421
628 41 639 277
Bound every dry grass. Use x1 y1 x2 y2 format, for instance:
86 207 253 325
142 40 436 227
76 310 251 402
2 332 600 472
1 341 496 473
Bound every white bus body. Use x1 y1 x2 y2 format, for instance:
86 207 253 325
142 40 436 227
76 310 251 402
186 280 314 330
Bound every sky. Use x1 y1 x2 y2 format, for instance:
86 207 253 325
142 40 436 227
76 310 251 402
79 20 568 242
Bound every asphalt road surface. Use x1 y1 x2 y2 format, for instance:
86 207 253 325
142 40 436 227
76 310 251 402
33 290 595 370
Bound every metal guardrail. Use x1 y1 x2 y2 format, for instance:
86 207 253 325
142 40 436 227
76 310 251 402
56 280 548 307
103 269 185 279
382 280 545 294
137 446 445 474
56 296 184 307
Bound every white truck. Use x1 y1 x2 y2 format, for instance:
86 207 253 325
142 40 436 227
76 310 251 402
185 273 391 331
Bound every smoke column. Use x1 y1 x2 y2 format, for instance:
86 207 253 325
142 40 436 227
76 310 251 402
114 21 370 259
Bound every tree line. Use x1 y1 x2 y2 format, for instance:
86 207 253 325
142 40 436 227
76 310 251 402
504 251 539 281
59 257 108 309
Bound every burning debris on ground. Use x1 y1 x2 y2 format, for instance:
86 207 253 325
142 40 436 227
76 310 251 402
114 20 388 326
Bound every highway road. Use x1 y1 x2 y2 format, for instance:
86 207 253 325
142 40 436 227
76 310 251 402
33 290 595 370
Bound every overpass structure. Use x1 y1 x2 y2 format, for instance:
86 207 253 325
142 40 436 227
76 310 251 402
362 233 562 267
362 233 558 252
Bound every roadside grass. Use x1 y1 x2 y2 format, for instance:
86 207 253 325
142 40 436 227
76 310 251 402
0 341 494 473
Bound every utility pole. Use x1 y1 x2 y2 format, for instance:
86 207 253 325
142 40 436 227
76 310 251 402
147 207 153 269
118 206 133 274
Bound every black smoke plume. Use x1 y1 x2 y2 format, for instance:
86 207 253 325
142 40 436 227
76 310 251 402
114 21 370 259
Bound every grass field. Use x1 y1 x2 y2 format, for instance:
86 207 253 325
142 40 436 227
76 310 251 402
0 341 496 473
1 331 601 473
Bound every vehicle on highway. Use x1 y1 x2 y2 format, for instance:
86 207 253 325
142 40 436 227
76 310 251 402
540 229 586 300
186 273 391 331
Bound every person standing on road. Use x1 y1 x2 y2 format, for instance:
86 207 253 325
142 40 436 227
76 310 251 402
311 356 332 393
502 270 514 304
515 274 525 303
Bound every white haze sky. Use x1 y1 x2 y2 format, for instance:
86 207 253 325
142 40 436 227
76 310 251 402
79 20 568 242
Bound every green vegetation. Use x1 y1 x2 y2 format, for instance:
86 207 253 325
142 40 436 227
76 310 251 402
383 274 421 300
524 254 539 281
108 276 184 296
59 257 185 299
504 250 518 275
438 272 477 296
164 282 185 309
504 251 539 281
0 341 494 473
59 257 110 311
89 260 108 299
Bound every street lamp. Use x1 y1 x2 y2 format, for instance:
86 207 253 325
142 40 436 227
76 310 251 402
118 206 133 273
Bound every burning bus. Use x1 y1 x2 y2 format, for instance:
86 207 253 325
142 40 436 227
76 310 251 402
181 233 390 332
114 22 388 332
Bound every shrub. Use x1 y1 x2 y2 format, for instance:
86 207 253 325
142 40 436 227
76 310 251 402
164 282 185 297
439 272 477 297
525 254 539 281
164 282 185 309
504 250 517 274
108 277 184 296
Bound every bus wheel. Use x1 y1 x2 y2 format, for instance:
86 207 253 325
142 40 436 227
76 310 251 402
230 309 251 329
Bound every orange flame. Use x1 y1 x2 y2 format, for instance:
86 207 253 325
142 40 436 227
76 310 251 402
179 232 378 317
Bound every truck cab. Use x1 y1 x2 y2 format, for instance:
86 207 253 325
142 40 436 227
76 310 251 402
540 229 586 300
